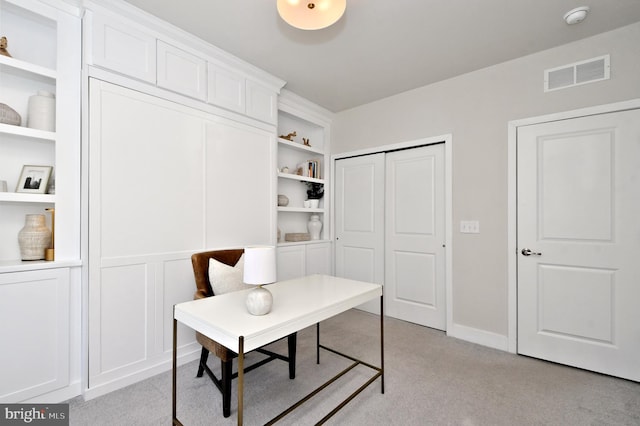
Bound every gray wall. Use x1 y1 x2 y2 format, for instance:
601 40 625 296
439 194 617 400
331 22 640 339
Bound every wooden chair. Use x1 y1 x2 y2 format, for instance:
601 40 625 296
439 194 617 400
191 249 297 418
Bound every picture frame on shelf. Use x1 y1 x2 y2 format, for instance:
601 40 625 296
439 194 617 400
16 165 53 194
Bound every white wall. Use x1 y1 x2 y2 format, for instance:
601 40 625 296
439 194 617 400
332 23 640 339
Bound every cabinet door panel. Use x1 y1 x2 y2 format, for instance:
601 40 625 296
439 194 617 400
246 79 277 124
205 120 276 247
0 269 70 402
91 12 156 83
157 41 207 100
306 242 331 275
207 63 245 113
277 245 306 281
90 80 205 257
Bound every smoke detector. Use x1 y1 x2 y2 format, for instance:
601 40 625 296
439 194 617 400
564 6 590 25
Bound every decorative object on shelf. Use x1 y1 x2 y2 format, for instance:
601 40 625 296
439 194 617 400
0 36 11 57
0 180 7 192
243 246 276 316
27 91 56 131
45 208 55 261
278 194 289 206
0 103 21 126
18 214 52 260
303 137 311 146
46 175 55 194
285 232 310 242
279 131 296 141
307 214 323 240
304 199 319 208
280 166 289 173
277 0 346 30
305 181 324 200
16 165 53 194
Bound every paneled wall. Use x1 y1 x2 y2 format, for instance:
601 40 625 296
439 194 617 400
87 79 276 395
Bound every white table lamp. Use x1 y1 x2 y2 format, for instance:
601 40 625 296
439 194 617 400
243 246 276 315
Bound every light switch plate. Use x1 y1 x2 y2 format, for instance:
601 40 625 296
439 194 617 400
460 220 480 234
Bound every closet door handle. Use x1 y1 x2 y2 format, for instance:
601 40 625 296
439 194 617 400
521 248 542 256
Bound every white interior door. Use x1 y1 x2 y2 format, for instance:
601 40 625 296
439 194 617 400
517 109 640 382
335 153 385 314
385 145 446 329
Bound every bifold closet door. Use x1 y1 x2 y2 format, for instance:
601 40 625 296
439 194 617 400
335 153 385 314
385 144 446 330
335 144 446 329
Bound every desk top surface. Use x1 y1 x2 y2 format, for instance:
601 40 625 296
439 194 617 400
174 274 381 352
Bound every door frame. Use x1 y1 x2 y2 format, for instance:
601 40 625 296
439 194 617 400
331 134 453 330
506 98 640 353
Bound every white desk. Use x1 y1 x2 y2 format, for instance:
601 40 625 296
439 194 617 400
172 274 384 425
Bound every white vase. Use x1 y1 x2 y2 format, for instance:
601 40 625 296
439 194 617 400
18 214 51 260
307 214 323 240
27 91 56 131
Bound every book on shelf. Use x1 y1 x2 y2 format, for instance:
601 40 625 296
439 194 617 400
297 158 321 179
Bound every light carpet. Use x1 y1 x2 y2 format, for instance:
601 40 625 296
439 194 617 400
67 309 640 425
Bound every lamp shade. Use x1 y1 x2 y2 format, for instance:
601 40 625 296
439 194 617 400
277 0 346 30
243 246 277 285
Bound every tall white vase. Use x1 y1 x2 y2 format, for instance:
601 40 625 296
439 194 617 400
18 214 51 260
307 214 323 240
27 91 56 131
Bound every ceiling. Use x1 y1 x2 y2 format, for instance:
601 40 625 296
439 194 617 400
120 0 640 112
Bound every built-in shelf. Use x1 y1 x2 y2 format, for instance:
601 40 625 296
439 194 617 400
0 192 55 203
0 54 57 80
277 239 331 247
278 137 323 154
0 258 82 274
278 206 324 213
0 122 56 141
277 172 324 184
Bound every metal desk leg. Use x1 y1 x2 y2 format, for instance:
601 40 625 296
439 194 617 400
172 316 181 425
237 336 244 426
380 295 385 394
316 322 320 364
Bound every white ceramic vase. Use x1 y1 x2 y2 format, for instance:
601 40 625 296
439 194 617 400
18 214 51 260
307 214 323 240
27 91 56 131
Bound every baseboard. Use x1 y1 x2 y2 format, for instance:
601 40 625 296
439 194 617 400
82 349 200 401
447 322 509 352
24 381 82 404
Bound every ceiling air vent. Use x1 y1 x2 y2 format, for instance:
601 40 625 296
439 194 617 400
544 55 610 92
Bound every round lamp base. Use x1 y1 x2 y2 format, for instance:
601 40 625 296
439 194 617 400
246 286 273 316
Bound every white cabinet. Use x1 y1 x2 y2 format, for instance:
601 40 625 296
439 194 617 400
0 268 70 402
157 40 207 101
90 10 156 83
277 92 331 244
207 62 278 124
87 5 282 124
0 0 81 404
306 242 332 274
277 242 331 281
246 79 277 124
207 62 245 114
0 0 81 265
276 91 333 279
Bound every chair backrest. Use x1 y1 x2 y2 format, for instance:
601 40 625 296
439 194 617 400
191 249 244 299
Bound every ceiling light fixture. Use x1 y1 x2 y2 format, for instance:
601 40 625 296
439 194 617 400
277 0 346 30
563 6 590 25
